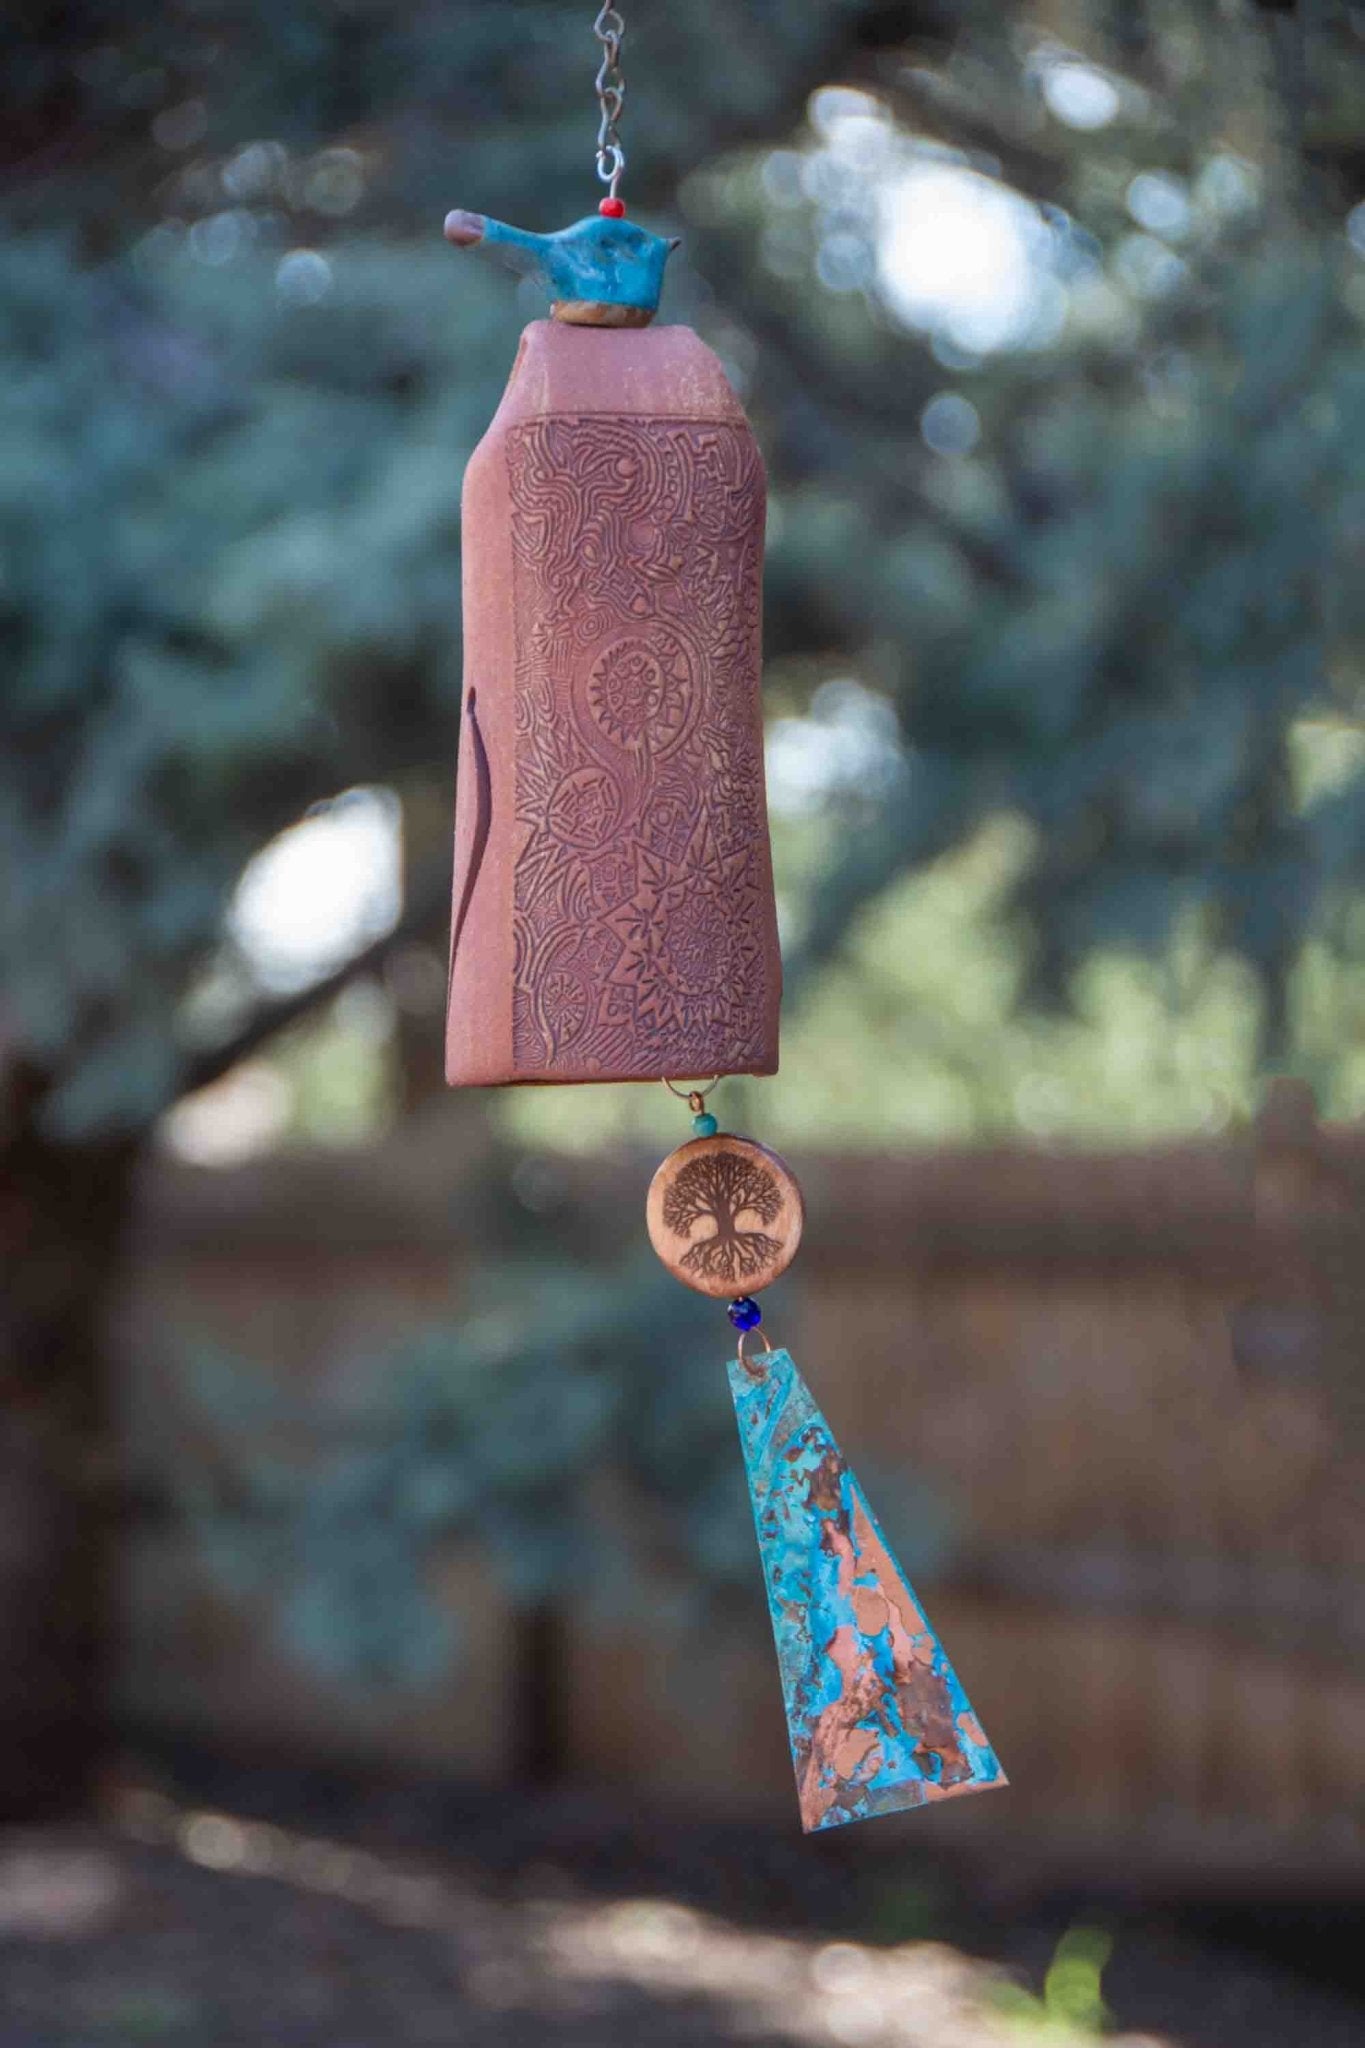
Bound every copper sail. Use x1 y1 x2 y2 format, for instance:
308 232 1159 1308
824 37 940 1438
727 1346 1006 1832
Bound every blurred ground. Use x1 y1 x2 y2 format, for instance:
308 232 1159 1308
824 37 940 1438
1 1764 1362 2048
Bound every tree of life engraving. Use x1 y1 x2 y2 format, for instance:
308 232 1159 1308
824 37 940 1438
661 1149 784 1284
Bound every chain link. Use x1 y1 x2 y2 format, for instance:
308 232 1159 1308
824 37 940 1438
593 4 626 195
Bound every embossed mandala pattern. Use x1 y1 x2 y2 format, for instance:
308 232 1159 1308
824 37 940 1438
507 416 768 1075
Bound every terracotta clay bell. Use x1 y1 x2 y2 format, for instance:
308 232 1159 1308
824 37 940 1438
444 208 780 1087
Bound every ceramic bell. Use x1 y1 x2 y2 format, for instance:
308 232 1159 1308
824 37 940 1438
444 211 780 1086
441 202 1006 1839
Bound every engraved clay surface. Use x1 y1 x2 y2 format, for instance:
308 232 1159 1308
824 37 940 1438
727 1347 1006 1832
506 416 772 1077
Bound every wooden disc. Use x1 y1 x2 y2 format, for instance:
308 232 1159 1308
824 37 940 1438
646 1134 804 1298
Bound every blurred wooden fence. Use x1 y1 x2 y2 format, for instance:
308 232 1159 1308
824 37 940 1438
116 1082 1365 1889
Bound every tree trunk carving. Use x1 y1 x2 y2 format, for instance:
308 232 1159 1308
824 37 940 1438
660 1150 784 1284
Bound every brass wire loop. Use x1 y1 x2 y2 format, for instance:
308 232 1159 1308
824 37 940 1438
662 1075 722 1103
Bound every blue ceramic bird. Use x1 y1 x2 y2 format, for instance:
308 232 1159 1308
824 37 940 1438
444 208 678 325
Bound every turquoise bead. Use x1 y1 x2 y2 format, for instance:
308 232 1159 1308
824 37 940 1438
693 1111 719 1137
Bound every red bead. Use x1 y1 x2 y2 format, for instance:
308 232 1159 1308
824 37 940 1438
599 196 626 218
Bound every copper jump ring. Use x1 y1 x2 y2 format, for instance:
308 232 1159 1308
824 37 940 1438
662 1075 722 1103
737 1326 774 1377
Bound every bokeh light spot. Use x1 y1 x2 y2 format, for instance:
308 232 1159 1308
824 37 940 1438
1042 61 1121 131
921 391 981 456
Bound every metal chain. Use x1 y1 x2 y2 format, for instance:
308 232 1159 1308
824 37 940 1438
593 4 626 196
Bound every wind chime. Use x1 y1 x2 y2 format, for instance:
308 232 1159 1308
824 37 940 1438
444 6 1005 1832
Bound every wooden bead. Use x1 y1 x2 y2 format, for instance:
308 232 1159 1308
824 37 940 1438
549 297 653 326
646 1134 804 1297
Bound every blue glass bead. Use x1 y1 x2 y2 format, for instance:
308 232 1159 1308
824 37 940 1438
728 1296 763 1331
693 1111 719 1137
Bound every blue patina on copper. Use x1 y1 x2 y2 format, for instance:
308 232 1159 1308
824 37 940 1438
727 1347 1006 1832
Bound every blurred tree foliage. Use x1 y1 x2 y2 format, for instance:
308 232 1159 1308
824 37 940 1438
177 1264 762 1686
4 0 1365 1137
6 0 1365 1743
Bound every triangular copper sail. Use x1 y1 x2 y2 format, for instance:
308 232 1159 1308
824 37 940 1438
727 1347 1006 1832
